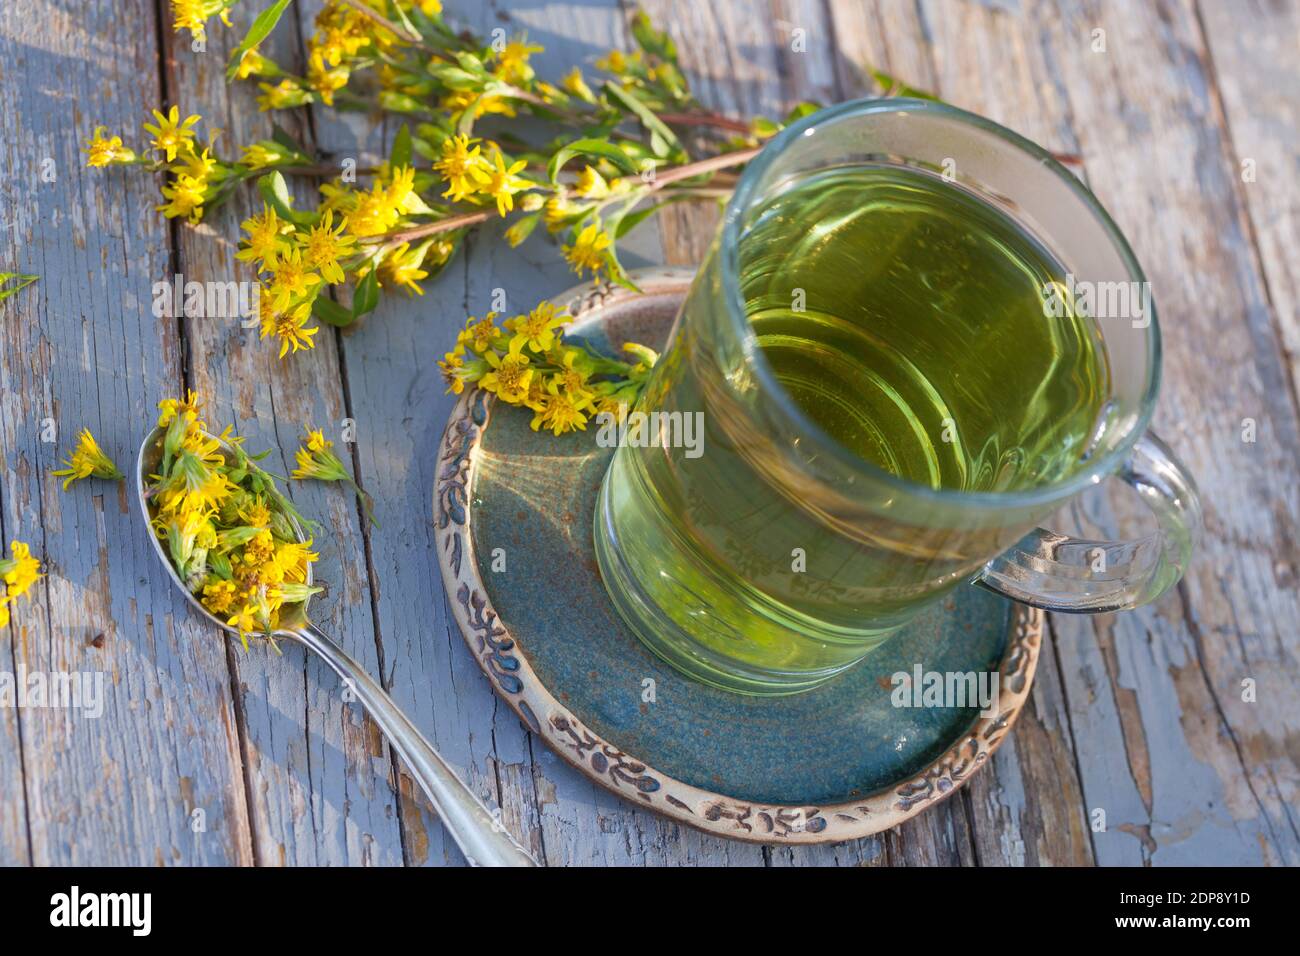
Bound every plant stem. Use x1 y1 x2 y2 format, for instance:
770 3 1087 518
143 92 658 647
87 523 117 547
362 210 493 245
337 0 422 45
363 149 759 247
660 110 751 134
646 148 759 190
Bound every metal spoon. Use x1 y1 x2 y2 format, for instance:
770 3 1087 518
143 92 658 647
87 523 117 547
136 427 537 867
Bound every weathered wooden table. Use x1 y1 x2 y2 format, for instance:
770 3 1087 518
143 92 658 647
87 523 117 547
0 0 1295 866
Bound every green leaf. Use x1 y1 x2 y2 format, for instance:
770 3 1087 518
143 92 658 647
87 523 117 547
256 171 314 226
427 64 481 90
612 193 697 239
785 102 821 122
547 138 637 182
271 123 304 155
390 123 412 170
603 82 684 160
312 296 355 327
387 0 420 39
0 272 39 303
378 91 426 114
352 269 380 318
630 11 679 64
226 0 294 80
869 69 940 102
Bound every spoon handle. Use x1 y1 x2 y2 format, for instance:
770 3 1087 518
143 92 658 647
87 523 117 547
293 623 539 867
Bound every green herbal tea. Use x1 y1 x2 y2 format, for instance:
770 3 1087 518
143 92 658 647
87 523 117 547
596 163 1111 691
743 164 1109 491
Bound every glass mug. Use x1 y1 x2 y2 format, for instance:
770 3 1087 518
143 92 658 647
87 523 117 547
593 98 1202 695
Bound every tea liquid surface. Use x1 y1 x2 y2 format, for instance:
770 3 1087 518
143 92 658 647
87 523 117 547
740 163 1109 491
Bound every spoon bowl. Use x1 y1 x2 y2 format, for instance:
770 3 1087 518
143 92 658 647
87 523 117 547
136 425 537 867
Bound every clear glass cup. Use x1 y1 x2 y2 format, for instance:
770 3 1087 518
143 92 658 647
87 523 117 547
594 98 1202 695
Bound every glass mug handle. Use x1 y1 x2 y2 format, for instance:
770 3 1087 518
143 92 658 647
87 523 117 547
975 432 1202 613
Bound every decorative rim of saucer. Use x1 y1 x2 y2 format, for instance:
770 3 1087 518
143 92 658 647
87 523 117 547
433 269 1045 845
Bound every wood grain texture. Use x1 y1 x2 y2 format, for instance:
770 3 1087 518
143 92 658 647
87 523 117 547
1 0 1294 866
1196 0 1300 405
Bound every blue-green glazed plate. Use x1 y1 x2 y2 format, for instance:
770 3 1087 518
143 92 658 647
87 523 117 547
435 269 1043 844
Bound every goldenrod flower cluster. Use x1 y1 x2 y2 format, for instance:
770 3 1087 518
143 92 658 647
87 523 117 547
87 3 794 376
145 392 321 646
439 301 657 436
0 541 43 631
169 0 237 43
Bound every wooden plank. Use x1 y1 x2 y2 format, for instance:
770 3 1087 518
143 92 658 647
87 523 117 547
159 0 405 865
0 0 253 864
1196 0 1300 411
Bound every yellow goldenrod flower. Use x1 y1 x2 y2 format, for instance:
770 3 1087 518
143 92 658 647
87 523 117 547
530 379 594 436
438 347 468 395
308 4 373 71
235 47 274 80
378 242 429 296
493 38 543 86
170 0 230 41
440 88 516 123
201 578 239 615
226 603 259 637
0 540 44 605
239 495 273 529
272 539 319 583
574 165 610 199
554 348 596 403
561 67 595 102
260 300 319 358
415 0 443 14
143 106 201 162
318 179 359 216
346 180 404 237
51 429 124 490
382 165 420 215
505 301 569 353
82 126 134 168
237 203 292 268
257 78 310 111
458 313 505 355
156 172 209 223
240 141 289 169
158 462 235 519
594 393 635 422
308 61 351 106
435 135 486 203
480 340 533 404
265 247 323 312
544 192 579 232
563 222 612 276
471 147 531 217
596 49 630 74
292 445 347 482
179 144 219 181
157 389 203 428
300 210 356 285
